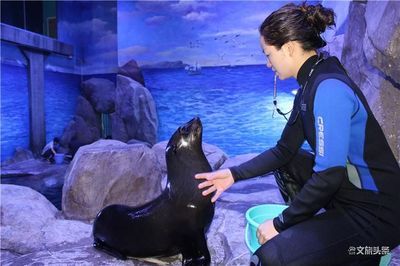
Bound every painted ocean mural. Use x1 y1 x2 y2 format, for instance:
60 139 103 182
144 64 298 156
1 0 349 161
2 62 297 160
1 64 81 161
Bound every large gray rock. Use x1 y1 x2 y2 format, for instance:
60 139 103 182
118 59 145 86
220 153 259 169
112 75 158 145
127 138 152 148
321 34 344 59
203 142 228 170
1 185 58 230
342 1 400 162
60 115 100 155
81 78 116 113
58 95 101 155
62 139 162 220
1 159 68 210
75 95 100 129
0 185 91 255
3 176 400 265
152 141 228 178
152 141 169 177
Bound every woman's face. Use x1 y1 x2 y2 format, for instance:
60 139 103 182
260 36 293 80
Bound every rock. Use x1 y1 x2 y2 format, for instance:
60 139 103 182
1 159 68 209
110 112 129 142
220 153 259 169
1 184 58 229
364 1 400 81
118 59 145 86
0 185 91 255
41 219 92 248
152 141 228 178
58 95 102 155
112 75 158 145
1 243 181 266
321 34 344 59
75 95 100 128
341 1 400 163
0 250 19 262
81 78 116 113
3 176 400 265
127 138 152 148
152 141 169 178
62 139 162 220
60 115 100 155
202 142 228 170
1 147 34 167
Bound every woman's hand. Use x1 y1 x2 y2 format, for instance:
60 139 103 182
256 219 279 245
195 169 234 202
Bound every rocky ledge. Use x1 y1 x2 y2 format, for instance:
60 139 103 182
1 144 399 265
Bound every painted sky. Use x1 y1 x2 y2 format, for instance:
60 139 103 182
1 0 349 74
117 0 348 67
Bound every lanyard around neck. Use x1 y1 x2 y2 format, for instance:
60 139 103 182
272 54 324 121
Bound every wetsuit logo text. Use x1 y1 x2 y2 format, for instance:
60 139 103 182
317 116 324 157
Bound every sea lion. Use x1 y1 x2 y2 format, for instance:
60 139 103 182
92 117 215 265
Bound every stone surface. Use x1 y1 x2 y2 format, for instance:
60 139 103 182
60 115 101 156
203 142 228 170
112 75 158 145
75 95 100 130
1 159 68 209
62 139 162 220
81 78 116 114
341 1 400 163
1 184 58 229
127 138 152 148
364 1 400 81
0 185 91 255
1 175 399 265
151 141 169 178
118 59 145 86
321 34 344 59
220 153 259 169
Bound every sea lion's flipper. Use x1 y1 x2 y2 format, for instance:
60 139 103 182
181 232 211 266
93 238 128 260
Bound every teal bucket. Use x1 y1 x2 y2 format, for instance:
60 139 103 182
379 253 391 266
245 204 287 253
245 204 391 265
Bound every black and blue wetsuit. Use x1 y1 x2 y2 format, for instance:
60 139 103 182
230 55 400 265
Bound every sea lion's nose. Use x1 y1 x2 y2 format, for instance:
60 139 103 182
192 117 201 127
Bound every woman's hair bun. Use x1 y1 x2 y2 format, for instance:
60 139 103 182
301 2 336 34
259 2 336 50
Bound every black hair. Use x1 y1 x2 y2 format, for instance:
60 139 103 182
259 2 336 50
53 137 60 143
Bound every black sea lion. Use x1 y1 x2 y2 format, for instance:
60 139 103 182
92 117 215 265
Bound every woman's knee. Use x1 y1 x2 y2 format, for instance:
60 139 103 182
250 241 283 266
